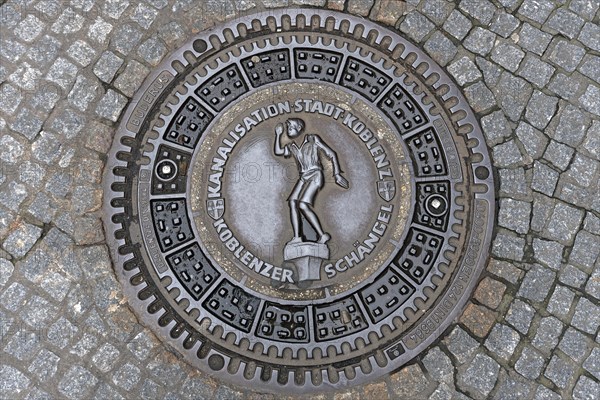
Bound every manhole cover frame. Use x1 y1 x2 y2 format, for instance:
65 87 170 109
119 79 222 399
103 9 496 393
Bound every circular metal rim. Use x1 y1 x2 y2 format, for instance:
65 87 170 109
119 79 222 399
102 8 496 394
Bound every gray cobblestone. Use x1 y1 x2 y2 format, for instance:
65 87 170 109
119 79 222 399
493 140 523 167
484 323 520 361
533 237 563 270
519 264 556 302
547 39 586 73
494 72 532 122
559 327 591 363
579 84 600 117
492 42 525 73
545 8 585 39
544 202 584 244
583 347 600 380
547 72 584 101
544 141 574 171
571 298 600 335
58 365 99 400
457 352 499 398
111 24 143 55
579 22 600 52
137 36 167 66
464 82 496 113
533 316 564 354
463 28 496 56
27 349 60 382
88 17 114 44
94 51 124 83
518 55 555 89
570 0 600 19
51 8 85 34
498 199 530 234
20 295 57 330
68 75 101 111
573 376 600 400
547 285 575 320
96 89 128 122
516 122 547 160
517 23 552 56
532 162 559 196
579 54 600 82
2 222 42 258
525 91 558 129
444 326 479 364
423 31 457 67
114 60 150 97
490 11 520 38
554 104 590 147
442 10 472 40
46 57 79 90
459 0 496 25
11 108 44 140
515 346 545 380
67 40 97 67
533 385 561 400
92 343 121 373
131 3 159 29
545 355 576 389
399 11 434 43
481 111 511 146
113 362 141 391
447 56 482 87
0 364 31 396
492 231 526 261
422 347 453 383
518 0 556 24
560 264 589 289
419 0 453 25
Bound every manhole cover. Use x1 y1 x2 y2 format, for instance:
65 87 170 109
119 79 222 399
103 9 495 393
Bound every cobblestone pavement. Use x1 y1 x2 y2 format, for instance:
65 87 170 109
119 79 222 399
0 0 598 399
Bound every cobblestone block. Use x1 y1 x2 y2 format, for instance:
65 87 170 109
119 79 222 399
506 298 535 334
518 55 555 88
423 31 457 66
111 24 143 55
579 22 600 52
572 298 600 335
517 23 552 56
559 327 591 363
27 349 60 382
58 365 99 400
583 347 600 380
494 140 523 167
20 295 57 330
460 303 496 338
131 3 159 29
570 0 600 19
137 37 168 66
545 355 576 389
554 104 590 147
525 91 558 129
0 364 30 396
422 347 453 383
88 17 114 44
518 264 556 303
464 82 496 113
570 231 600 272
67 40 97 67
457 353 500 398
559 264 589 290
93 51 124 84
579 54 600 82
444 326 479 364
443 10 472 40
92 343 121 373
532 162 559 196
399 11 434 43
490 11 520 38
474 277 506 309
494 72 532 121
487 259 523 284
419 0 453 25
459 0 496 25
544 141 574 171
518 0 556 24
545 9 585 39
573 376 600 400
447 56 482 87
547 72 583 101
112 363 141 391
515 346 545 379
463 27 496 56
532 238 563 270
547 285 575 320
579 84 600 117
4 329 42 361
114 60 150 97
492 230 526 261
544 202 584 244
46 57 79 90
492 42 525 73
547 40 585 73
95 89 128 122
516 122 546 160
51 8 85 34
388 363 432 398
484 323 520 361
498 199 530 234
2 222 42 258
533 316 564 354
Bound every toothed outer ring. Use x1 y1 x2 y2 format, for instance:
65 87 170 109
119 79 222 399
102 9 495 393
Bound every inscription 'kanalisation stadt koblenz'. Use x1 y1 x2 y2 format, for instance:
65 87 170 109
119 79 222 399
202 99 398 285
103 10 495 393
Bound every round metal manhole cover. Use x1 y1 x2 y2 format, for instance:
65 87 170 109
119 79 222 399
103 9 495 393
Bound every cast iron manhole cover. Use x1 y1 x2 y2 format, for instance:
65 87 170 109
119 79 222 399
103 9 495 392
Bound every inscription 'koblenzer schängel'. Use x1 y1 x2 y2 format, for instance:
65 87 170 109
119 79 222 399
203 99 396 284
